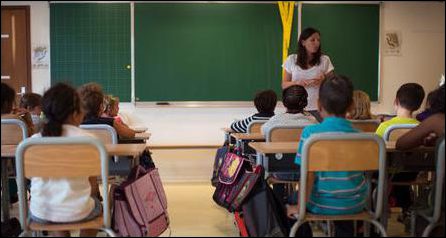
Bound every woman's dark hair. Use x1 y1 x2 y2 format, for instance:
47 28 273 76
254 90 277 114
78 83 104 120
296 27 321 69
1 82 16 114
319 74 354 116
282 85 308 113
41 83 81 137
429 85 445 114
19 93 42 110
396 83 425 112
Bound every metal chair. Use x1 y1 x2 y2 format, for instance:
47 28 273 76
289 133 388 237
411 138 444 237
383 124 417 142
15 136 117 237
1 118 29 221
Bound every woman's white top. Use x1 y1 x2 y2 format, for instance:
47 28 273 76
283 54 334 111
29 124 96 222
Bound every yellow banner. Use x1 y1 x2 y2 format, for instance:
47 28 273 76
278 1 295 78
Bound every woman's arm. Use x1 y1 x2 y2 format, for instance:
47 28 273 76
282 71 306 89
396 114 445 150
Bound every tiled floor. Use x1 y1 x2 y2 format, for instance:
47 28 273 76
7 182 410 237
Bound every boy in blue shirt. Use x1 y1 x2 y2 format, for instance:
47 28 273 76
286 74 367 236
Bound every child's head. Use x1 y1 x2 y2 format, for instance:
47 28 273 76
347 90 373 120
282 85 308 114
395 83 425 112
103 95 119 117
41 83 82 137
318 74 354 117
297 27 321 69
1 82 15 114
428 85 445 114
19 93 42 115
254 90 277 114
78 83 104 120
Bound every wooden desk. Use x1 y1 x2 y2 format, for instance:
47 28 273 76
221 127 233 144
2 144 147 158
249 142 298 154
231 133 265 155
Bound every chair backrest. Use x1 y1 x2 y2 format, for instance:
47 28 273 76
299 133 386 219
15 136 111 231
382 124 417 142
266 125 304 142
350 119 380 133
80 124 118 144
247 120 268 134
1 118 28 145
432 138 445 222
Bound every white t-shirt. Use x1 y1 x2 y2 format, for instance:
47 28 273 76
283 54 334 111
29 124 96 222
261 112 317 136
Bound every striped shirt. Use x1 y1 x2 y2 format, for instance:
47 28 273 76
230 112 274 133
295 117 368 215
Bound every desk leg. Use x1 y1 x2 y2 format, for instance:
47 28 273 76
1 159 10 222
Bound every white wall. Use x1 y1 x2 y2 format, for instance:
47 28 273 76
3 1 444 146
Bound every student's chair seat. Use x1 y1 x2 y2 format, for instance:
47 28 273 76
350 119 380 133
289 133 388 237
411 138 444 237
15 137 117 237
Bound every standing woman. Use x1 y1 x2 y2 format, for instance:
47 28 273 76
282 27 335 122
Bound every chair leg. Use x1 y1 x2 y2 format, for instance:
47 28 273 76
289 220 304 237
422 223 438 237
368 219 388 237
410 211 417 237
99 227 118 237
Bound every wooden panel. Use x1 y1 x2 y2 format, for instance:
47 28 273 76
85 129 114 144
23 145 101 177
270 128 302 142
248 122 264 134
29 216 103 231
351 121 379 132
1 124 25 145
388 128 411 142
308 140 379 172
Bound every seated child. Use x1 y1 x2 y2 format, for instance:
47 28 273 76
30 83 100 237
346 90 374 120
102 94 128 126
78 83 135 139
375 82 425 224
287 74 366 237
230 89 277 133
375 83 425 137
19 92 43 133
397 85 445 149
1 82 34 136
261 85 316 136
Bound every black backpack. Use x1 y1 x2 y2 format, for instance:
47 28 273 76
1 218 22 237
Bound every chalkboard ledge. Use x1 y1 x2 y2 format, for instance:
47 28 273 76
134 101 258 108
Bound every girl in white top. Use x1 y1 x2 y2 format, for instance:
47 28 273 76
261 85 317 136
30 83 101 237
282 27 335 122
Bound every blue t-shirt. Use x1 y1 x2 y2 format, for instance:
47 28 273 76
295 117 368 215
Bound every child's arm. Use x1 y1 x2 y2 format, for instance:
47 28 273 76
113 120 136 139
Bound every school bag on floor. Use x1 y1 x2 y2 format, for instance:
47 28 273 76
113 165 169 237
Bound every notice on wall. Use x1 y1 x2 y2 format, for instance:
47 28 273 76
383 31 402 56
32 45 49 69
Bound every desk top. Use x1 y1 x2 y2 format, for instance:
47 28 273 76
1 143 147 158
231 133 265 141
248 141 435 154
135 132 151 140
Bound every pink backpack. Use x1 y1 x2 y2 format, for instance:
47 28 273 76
113 166 169 236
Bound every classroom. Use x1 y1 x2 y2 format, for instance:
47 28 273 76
1 1 444 237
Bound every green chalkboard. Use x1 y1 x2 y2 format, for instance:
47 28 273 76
50 3 131 102
135 3 297 101
301 4 380 101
